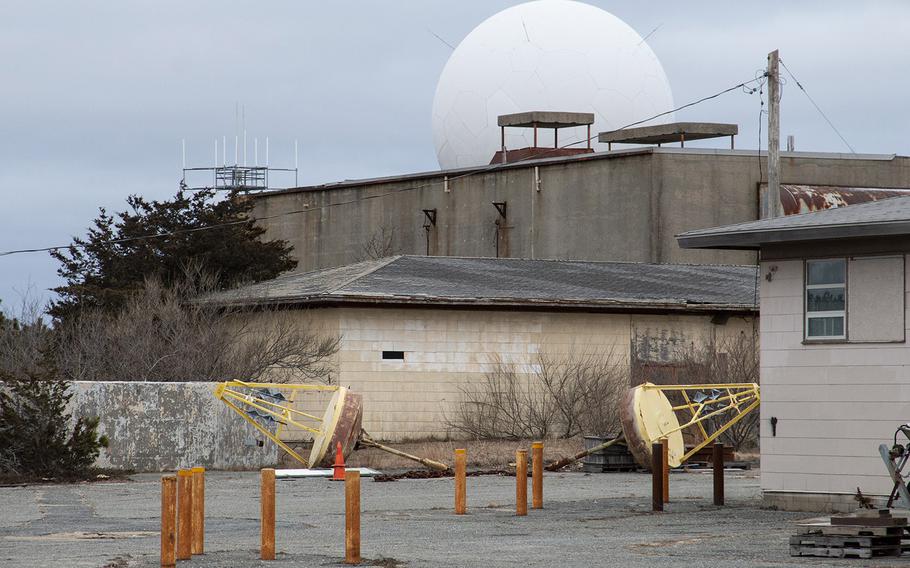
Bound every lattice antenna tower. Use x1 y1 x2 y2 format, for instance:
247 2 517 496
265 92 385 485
180 106 299 192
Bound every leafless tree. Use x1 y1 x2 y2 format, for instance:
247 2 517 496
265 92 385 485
447 350 626 440
0 294 51 378
356 225 397 261
54 274 340 384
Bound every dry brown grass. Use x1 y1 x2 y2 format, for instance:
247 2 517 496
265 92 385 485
344 437 587 471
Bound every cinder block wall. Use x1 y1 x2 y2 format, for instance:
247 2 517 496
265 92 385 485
69 381 278 472
328 307 755 441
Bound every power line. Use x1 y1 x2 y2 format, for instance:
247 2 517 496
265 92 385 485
779 58 856 154
0 76 767 259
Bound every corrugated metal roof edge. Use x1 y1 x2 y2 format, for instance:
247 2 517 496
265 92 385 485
677 195 910 250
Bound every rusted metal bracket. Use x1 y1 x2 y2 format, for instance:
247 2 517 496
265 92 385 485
492 201 507 219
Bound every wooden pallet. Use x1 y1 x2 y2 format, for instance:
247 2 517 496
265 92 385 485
789 534 908 559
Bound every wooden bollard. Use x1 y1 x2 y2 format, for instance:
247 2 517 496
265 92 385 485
516 449 528 516
176 469 193 560
191 467 205 555
261 468 276 560
713 442 725 506
160 476 177 568
345 470 361 565
454 449 466 515
531 441 543 509
660 437 669 503
651 442 663 512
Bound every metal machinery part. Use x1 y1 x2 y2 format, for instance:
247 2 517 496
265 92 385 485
619 382 761 469
880 424 910 509
214 381 448 471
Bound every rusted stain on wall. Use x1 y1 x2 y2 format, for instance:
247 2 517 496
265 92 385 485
630 328 698 386
68 381 278 472
780 185 910 215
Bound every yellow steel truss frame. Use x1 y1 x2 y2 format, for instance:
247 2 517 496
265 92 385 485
640 383 760 465
213 380 340 467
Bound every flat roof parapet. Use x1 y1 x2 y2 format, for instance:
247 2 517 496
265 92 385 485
599 122 738 146
497 111 595 129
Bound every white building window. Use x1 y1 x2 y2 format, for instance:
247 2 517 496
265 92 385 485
805 258 846 340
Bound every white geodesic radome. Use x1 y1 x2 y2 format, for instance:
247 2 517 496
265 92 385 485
431 0 675 170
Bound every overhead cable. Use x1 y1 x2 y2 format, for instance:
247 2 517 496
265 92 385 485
0 76 767 259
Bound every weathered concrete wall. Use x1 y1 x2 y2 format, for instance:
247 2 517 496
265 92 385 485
69 381 278 472
252 149 910 272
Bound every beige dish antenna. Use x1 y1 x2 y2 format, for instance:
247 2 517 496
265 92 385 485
621 382 760 468
214 381 447 471
549 382 760 471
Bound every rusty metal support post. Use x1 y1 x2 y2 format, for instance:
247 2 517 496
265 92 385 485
587 124 591 149
516 450 528 516
176 469 192 560
531 441 543 509
192 467 205 555
713 442 725 506
660 438 669 503
345 470 361 564
455 449 466 515
651 443 664 512
554 127 558 149
261 468 276 560
161 476 177 568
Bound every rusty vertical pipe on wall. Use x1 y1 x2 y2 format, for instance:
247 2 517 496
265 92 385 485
660 438 669 503
261 468 276 560
713 442 725 506
345 470 361 564
176 470 192 560
516 450 528 516
531 442 543 509
651 443 663 512
160 476 177 568
454 449 466 515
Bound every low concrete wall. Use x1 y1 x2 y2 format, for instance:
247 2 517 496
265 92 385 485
762 490 882 513
69 381 278 472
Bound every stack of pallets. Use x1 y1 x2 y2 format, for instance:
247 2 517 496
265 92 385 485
791 510 910 559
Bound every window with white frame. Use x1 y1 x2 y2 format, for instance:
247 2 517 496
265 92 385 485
805 258 846 340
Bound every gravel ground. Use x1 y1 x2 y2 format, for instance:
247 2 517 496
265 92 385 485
0 468 904 567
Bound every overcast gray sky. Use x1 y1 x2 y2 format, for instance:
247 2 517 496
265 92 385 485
2 1 908 312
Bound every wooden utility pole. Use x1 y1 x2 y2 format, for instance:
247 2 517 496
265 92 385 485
767 49 781 218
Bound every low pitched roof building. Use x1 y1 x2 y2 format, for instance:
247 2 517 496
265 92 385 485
679 195 910 512
213 256 758 443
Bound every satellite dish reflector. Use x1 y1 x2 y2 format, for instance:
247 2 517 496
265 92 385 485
620 382 761 469
621 383 686 468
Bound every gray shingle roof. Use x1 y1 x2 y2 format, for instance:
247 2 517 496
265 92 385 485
203 256 758 313
678 195 910 250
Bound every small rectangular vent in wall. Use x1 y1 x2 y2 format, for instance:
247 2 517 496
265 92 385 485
382 351 405 360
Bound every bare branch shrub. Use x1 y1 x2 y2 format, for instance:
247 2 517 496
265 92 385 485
676 329 760 450
356 225 397 261
55 273 340 383
447 350 626 440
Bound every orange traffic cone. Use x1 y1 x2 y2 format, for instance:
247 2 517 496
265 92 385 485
332 441 346 481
